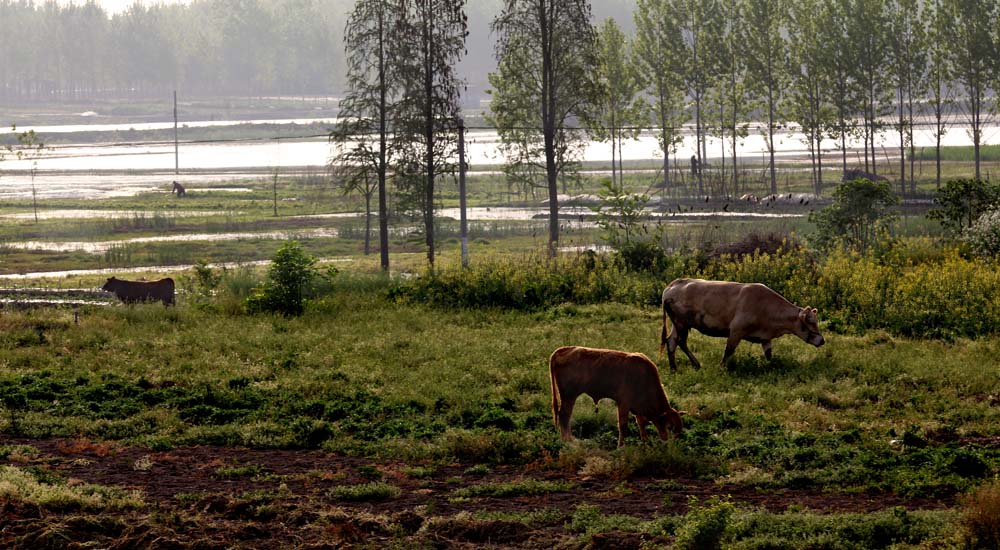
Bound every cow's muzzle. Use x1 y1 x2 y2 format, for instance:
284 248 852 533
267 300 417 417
811 334 826 347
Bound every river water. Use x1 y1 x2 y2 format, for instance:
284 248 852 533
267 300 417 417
2 116 998 200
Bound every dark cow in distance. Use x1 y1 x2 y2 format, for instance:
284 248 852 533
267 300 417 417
660 278 825 371
102 277 175 306
550 346 683 448
842 169 888 183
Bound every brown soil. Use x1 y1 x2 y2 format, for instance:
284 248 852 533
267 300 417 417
0 437 955 549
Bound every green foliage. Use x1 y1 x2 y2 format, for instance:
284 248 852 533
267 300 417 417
592 179 655 248
928 178 1000 235
245 241 325 316
0 465 144 511
729 508 956 549
569 503 643 535
964 210 1000 258
327 481 401 502
389 254 657 309
453 479 575 498
674 496 736 550
809 178 899 253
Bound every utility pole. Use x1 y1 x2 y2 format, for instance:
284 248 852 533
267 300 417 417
458 120 469 267
173 90 179 176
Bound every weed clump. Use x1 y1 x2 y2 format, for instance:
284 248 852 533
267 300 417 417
961 480 1000 549
673 496 735 550
327 481 401 502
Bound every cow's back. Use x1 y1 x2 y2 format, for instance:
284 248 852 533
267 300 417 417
550 346 668 414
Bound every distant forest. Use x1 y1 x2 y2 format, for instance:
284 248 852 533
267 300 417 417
0 0 636 103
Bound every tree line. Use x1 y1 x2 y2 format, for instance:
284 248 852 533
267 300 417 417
333 0 1000 269
0 0 347 99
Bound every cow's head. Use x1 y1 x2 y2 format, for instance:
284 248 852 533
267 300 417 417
101 277 118 291
653 407 684 440
797 307 825 347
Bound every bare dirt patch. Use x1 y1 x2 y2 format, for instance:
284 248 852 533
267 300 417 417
0 437 956 548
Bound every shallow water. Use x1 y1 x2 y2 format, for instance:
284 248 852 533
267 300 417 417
0 209 238 220
5 228 340 253
3 117 997 200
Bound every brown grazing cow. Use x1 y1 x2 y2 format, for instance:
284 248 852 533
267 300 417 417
660 278 825 371
102 277 175 306
549 346 683 448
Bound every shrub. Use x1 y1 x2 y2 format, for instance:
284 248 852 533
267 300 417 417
245 241 324 316
928 178 1000 235
964 210 1000 258
961 480 1000 549
674 496 736 550
809 178 898 253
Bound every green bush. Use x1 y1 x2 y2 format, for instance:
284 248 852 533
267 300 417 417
928 178 1000 235
964 210 1000 258
809 178 898 253
674 496 736 550
245 241 326 316
389 254 663 310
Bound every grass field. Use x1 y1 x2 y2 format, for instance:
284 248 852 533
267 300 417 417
1 263 999 547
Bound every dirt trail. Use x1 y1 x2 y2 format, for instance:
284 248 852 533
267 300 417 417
0 437 955 548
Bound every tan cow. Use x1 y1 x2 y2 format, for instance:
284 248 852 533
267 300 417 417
660 278 825 371
549 346 683 448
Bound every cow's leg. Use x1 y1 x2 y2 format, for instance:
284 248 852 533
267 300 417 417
666 327 680 372
762 340 773 361
616 402 630 448
557 390 578 442
635 415 650 442
677 329 702 370
721 333 743 367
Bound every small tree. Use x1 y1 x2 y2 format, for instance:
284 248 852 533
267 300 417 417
928 178 1000 235
809 178 898 252
592 179 666 271
246 241 320 316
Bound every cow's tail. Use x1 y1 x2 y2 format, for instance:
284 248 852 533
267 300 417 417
549 353 561 431
659 302 671 356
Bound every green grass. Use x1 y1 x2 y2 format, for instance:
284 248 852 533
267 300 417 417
327 481 402 502
452 479 576 498
0 268 997 501
912 144 1000 163
0 465 145 511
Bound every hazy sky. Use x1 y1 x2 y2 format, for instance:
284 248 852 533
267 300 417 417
60 0 191 15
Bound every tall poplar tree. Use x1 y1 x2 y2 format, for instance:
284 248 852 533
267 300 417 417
394 0 468 269
787 0 834 194
331 0 403 272
671 0 723 195
819 0 859 175
887 0 926 197
925 0 954 189
941 0 998 180
850 0 891 176
589 17 645 190
491 0 598 256
742 0 787 195
634 0 687 193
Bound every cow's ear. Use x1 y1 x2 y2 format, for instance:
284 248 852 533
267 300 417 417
798 308 808 321
677 410 688 416
811 307 818 314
